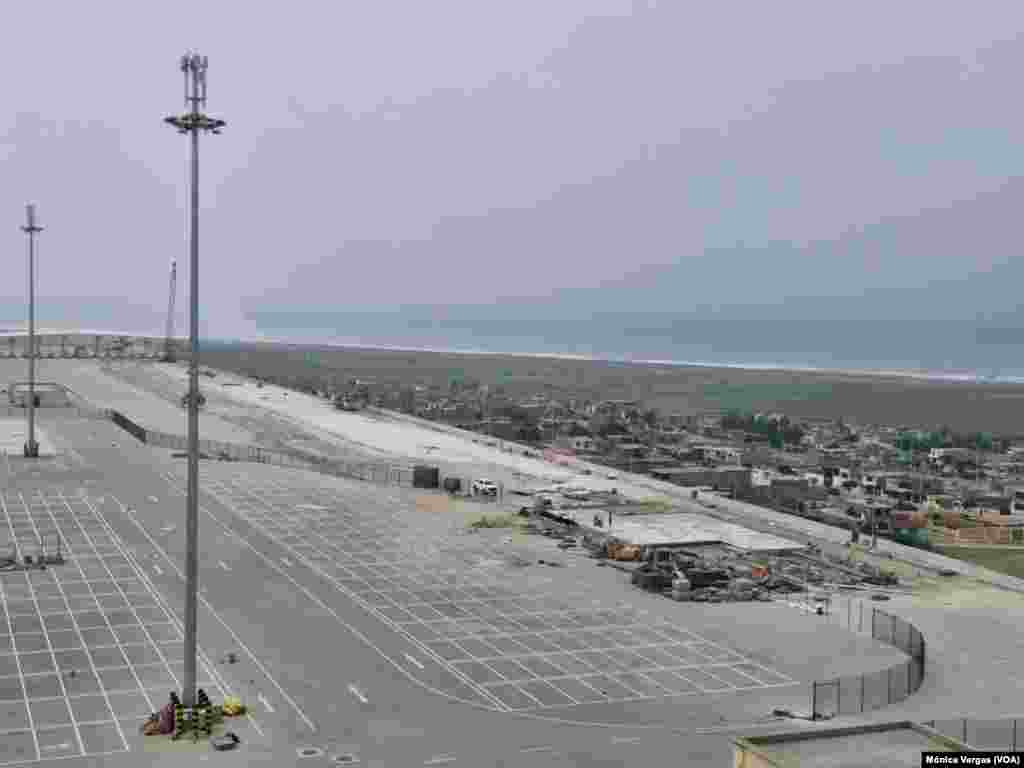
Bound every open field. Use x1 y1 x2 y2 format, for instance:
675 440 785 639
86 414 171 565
200 342 1024 434
935 546 1024 580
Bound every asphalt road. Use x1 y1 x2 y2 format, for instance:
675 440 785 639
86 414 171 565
0 413 824 767
9 406 1019 766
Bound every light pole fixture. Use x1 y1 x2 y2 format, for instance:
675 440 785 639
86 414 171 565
164 52 226 710
21 204 42 458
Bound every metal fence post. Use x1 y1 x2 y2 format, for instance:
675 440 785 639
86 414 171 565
887 668 892 704
871 608 876 640
859 601 863 633
963 718 967 745
811 681 817 719
906 660 911 698
860 673 865 712
1013 719 1017 751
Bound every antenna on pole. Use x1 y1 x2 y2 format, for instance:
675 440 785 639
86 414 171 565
164 50 227 713
21 204 43 459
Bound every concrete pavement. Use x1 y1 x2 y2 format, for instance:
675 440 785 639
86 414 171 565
5 390 1024 765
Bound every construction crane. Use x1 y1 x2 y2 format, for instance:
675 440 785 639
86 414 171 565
163 260 177 362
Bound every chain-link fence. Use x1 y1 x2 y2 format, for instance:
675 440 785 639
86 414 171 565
924 719 1023 751
811 602 925 719
98 404 503 499
140 425 497 497
0 404 108 419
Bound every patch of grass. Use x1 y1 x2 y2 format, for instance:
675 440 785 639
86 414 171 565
635 497 674 513
936 546 1024 580
468 513 525 530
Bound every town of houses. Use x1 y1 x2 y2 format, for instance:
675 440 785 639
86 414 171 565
313 375 1024 548
230 370 1024 548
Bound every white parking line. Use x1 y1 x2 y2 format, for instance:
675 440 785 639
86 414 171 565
257 692 275 713
520 745 553 753
611 735 643 744
281 557 293 567
404 653 425 670
181 473 508 713
114 498 317 733
424 756 456 766
218 560 231 572
347 684 368 704
153 564 163 576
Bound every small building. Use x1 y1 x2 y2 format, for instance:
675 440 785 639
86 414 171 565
557 434 596 453
8 382 70 407
734 720 969 768
690 444 741 465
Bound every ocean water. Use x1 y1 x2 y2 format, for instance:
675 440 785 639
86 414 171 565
244 308 1024 383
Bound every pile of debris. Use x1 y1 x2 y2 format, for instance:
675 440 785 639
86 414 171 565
627 545 894 603
0 538 66 572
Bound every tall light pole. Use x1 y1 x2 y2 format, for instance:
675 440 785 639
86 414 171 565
164 52 225 710
21 205 42 458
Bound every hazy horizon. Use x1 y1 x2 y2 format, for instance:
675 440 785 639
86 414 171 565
2 2 1023 375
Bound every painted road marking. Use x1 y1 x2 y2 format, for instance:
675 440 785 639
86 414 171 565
257 692 275 713
281 557 293 567
611 736 644 744
153 564 163 576
115 499 317 733
148 496 159 503
520 745 553 753
347 684 368 704
424 756 456 766
218 560 231 572
155 470 507 715
403 653 424 670
41 743 72 751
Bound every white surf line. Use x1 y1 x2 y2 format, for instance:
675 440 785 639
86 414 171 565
113 497 317 734
347 684 368 704
165 470 509 714
403 653 424 670
257 692 275 713
152 471 505 717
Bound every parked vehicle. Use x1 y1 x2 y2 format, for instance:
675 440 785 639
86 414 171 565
472 479 498 497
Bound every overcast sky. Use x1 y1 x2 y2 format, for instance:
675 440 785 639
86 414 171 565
2 1 1023 349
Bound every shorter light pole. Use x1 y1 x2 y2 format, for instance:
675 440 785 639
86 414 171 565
21 204 42 458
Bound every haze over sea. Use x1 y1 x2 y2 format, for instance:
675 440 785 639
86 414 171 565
241 305 1024 384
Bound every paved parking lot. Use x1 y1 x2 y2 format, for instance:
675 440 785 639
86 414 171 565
179 467 798 715
0 490 228 765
